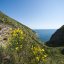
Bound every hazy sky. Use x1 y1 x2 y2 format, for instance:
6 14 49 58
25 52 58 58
0 0 64 29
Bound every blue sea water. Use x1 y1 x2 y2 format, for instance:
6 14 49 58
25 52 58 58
34 29 57 42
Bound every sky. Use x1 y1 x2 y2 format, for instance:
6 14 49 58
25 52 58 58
0 0 64 29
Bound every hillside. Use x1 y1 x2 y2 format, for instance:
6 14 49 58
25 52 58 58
0 11 64 64
46 25 64 47
0 11 48 64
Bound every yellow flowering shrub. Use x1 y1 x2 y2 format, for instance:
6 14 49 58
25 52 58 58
31 45 47 63
8 28 24 52
7 28 24 63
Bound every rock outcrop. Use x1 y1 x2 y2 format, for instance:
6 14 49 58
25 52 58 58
46 25 64 47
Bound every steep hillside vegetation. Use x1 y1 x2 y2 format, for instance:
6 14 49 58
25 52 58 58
0 11 48 64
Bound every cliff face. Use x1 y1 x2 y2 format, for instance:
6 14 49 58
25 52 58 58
46 25 64 47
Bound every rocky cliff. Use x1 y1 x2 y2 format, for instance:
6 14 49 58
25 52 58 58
46 25 64 47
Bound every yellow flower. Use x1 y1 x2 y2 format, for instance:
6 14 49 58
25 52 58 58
15 47 19 50
41 49 45 52
21 31 23 34
44 55 47 58
36 57 39 61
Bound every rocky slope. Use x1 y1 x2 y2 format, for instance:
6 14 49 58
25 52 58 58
46 25 64 47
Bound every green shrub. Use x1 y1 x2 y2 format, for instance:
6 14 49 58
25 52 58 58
7 28 24 64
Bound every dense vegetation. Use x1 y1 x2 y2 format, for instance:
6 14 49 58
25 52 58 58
0 27 47 64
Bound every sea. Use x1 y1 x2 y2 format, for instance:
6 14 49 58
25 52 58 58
34 29 57 42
